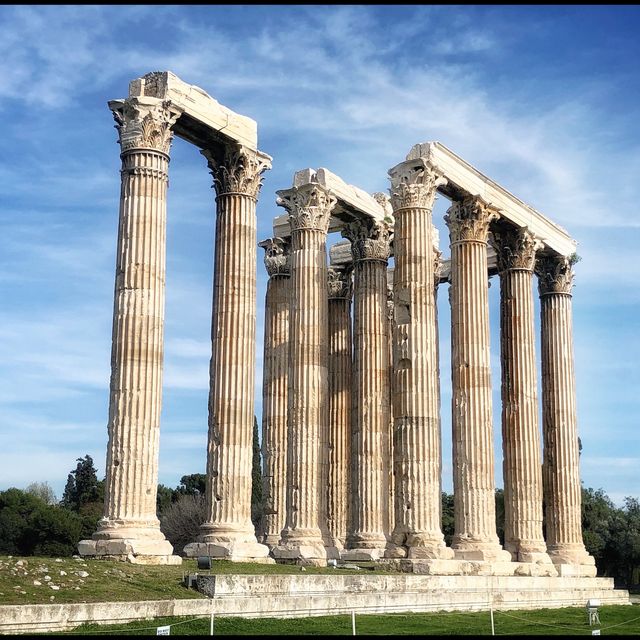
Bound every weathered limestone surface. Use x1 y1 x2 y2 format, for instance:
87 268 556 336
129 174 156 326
327 266 353 549
407 142 576 257
492 225 554 567
445 196 511 562
258 238 291 548
341 218 392 561
0 575 628 633
184 145 272 562
272 182 337 566
387 158 452 560
128 70 258 149
536 255 595 574
79 97 182 563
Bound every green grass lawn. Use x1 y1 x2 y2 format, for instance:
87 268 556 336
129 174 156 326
60 606 640 636
0 556 397 606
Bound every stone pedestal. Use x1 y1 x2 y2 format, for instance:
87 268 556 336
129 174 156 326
341 218 391 561
258 238 291 548
536 255 595 571
79 97 182 564
327 267 353 550
184 145 271 562
272 182 337 566
445 196 511 563
387 159 453 561
492 225 553 567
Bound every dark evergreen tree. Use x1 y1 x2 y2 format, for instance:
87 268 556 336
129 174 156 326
60 455 103 517
251 415 263 527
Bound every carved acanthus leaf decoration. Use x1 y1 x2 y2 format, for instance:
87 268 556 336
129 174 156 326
388 159 445 212
490 225 542 272
342 218 392 262
327 267 353 300
205 146 272 199
276 183 336 233
535 254 574 296
112 98 181 154
261 237 290 277
445 195 500 243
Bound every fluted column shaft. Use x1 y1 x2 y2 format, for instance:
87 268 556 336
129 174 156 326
388 160 451 559
259 239 290 547
445 196 509 561
193 146 271 558
272 183 336 564
493 226 550 563
537 255 593 567
342 219 391 556
89 98 181 560
327 268 353 549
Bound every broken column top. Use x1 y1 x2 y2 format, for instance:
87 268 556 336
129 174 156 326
122 70 258 150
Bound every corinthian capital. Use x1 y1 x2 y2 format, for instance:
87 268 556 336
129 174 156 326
276 183 336 234
203 145 272 199
388 158 446 212
445 195 500 243
342 218 391 262
259 237 290 278
490 224 543 272
535 254 574 296
327 267 353 300
110 97 182 154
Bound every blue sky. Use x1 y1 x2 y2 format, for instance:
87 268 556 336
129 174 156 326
0 5 638 506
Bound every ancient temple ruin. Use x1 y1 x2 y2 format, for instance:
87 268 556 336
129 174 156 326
81 71 597 582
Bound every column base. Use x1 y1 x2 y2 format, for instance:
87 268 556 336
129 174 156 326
272 540 328 567
451 535 512 562
77 539 181 565
547 544 596 568
183 541 274 563
341 547 387 561
390 558 559 577
261 533 282 549
404 533 455 560
384 543 408 559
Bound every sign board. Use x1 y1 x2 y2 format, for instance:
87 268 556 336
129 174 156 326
592 630 601 636
156 625 171 635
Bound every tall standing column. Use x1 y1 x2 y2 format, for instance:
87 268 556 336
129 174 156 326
491 225 553 566
272 183 337 566
79 97 182 564
387 159 453 560
342 218 392 561
445 195 510 562
536 255 595 573
258 238 291 548
184 144 272 562
327 266 353 550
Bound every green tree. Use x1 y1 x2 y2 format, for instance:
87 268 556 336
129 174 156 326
0 488 88 557
61 455 103 515
156 483 175 515
251 415 263 528
175 474 206 497
441 492 454 545
25 481 57 505
495 488 505 545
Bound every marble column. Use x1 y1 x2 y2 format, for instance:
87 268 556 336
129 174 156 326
445 195 510 562
327 266 353 550
78 97 182 564
341 217 391 561
184 144 272 562
491 225 553 565
258 238 291 548
272 182 337 566
536 254 595 573
386 274 395 543
387 159 453 560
